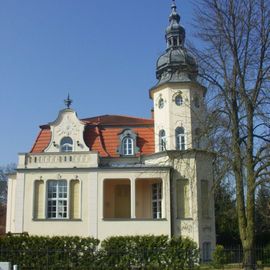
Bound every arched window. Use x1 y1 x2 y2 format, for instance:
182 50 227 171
194 95 200 108
158 98 164 109
117 129 139 156
60 137 73 152
159 130 166 151
122 137 134 156
176 127 185 150
195 128 201 148
175 94 183 106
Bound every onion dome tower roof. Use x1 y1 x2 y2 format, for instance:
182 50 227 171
155 1 198 86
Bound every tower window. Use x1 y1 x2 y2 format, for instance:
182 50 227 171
158 98 164 109
176 127 185 150
159 130 166 151
173 37 178 46
60 137 73 152
122 137 134 156
195 128 201 148
194 95 200 108
175 94 183 106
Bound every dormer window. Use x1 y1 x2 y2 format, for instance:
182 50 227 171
117 129 139 156
60 137 73 152
123 137 134 156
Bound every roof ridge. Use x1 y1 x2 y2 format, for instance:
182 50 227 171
81 114 153 122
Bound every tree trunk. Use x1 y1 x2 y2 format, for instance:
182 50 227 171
243 242 255 270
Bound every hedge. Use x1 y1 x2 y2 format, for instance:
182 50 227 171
0 234 199 269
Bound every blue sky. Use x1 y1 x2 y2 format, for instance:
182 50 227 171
0 0 197 165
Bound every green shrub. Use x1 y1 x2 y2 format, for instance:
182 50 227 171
101 235 199 269
0 234 100 269
212 245 226 269
0 234 199 269
262 244 270 265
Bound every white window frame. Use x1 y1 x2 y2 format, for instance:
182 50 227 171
152 183 162 219
60 137 73 152
122 137 134 156
47 180 68 219
159 130 166 151
176 127 186 150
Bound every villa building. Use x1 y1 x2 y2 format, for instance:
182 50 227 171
6 1 216 261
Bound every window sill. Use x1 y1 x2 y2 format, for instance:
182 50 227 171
176 217 193 221
32 218 82 222
102 218 167 221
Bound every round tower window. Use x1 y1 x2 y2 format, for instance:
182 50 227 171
175 95 183 106
158 98 164 109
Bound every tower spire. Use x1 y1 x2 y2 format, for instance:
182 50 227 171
166 0 184 49
170 0 180 24
153 0 198 85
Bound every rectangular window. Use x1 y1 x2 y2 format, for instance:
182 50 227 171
176 135 185 150
202 242 211 262
201 180 210 218
152 183 162 219
47 180 68 219
176 179 190 218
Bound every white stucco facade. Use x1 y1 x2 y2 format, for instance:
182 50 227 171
6 100 216 255
6 1 216 260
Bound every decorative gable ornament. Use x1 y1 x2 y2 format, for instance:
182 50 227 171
44 108 89 152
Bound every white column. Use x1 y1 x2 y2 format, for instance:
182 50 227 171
130 178 136 219
89 172 98 238
14 173 25 233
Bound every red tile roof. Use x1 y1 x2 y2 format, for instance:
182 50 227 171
82 115 154 126
30 127 51 153
31 115 155 157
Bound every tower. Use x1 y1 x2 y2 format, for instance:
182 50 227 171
147 1 216 257
150 1 207 152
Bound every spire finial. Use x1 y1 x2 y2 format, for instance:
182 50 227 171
64 93 73 109
169 0 180 24
172 0 177 10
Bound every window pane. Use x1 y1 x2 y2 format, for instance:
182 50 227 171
60 137 73 152
152 183 162 219
175 95 183 106
123 137 134 155
176 127 185 150
47 180 68 219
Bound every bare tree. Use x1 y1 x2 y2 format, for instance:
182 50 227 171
192 0 270 269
